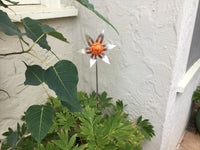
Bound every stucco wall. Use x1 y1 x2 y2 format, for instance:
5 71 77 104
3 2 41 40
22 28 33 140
0 0 199 150
73 1 187 150
74 0 200 150
160 0 199 150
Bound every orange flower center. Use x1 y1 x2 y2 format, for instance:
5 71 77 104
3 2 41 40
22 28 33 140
90 43 103 55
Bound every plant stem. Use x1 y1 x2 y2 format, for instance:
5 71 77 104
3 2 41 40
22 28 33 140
0 51 26 56
41 83 55 108
0 34 45 57
96 62 99 102
19 37 24 52
27 52 51 67
50 50 60 60
29 33 45 51
37 143 40 150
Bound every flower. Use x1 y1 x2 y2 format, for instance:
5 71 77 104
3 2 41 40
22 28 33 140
79 30 116 67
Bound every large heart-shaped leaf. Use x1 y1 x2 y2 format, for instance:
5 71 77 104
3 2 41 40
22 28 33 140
21 17 51 50
24 63 45 86
76 0 119 35
44 60 81 112
25 105 53 144
41 24 69 43
0 10 22 36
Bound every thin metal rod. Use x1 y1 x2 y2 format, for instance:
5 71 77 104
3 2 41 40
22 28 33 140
96 61 99 102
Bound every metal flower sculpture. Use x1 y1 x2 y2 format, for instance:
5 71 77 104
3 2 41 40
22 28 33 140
79 30 116 102
80 30 116 67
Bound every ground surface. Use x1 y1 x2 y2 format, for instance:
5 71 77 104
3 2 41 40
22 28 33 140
177 131 200 150
177 109 200 150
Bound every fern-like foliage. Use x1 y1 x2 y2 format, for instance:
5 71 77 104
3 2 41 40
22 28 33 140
136 116 155 141
1 91 155 150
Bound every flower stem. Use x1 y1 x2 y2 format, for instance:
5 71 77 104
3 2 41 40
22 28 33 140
96 62 99 102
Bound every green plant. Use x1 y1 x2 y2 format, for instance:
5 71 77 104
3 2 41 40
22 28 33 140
192 86 200 133
192 86 200 103
136 116 155 141
1 91 155 150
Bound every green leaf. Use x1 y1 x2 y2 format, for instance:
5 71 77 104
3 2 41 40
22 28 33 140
76 0 119 35
41 24 69 43
21 17 51 50
44 60 82 112
2 127 14 137
7 131 18 150
24 63 45 86
136 116 155 141
0 88 10 97
53 130 75 149
25 105 53 144
39 142 57 150
68 133 77 148
39 142 58 150
98 91 113 110
0 10 22 36
56 111 76 130
0 0 8 8
4 0 19 5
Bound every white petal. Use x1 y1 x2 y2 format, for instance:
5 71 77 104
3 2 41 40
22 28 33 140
101 30 104 36
106 44 116 50
78 49 86 54
90 58 96 68
102 55 110 64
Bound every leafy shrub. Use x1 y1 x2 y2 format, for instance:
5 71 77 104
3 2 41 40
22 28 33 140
192 86 200 133
1 91 155 150
192 86 200 103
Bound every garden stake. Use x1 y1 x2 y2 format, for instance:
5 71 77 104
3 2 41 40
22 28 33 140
79 30 116 104
96 61 99 104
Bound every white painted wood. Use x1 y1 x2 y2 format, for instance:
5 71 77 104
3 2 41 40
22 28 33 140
177 58 200 93
1 5 78 20
3 0 62 8
2 0 41 5
41 0 61 8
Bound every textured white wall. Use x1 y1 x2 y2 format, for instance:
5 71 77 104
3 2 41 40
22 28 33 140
73 0 199 150
0 0 199 150
73 1 184 150
160 0 200 150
